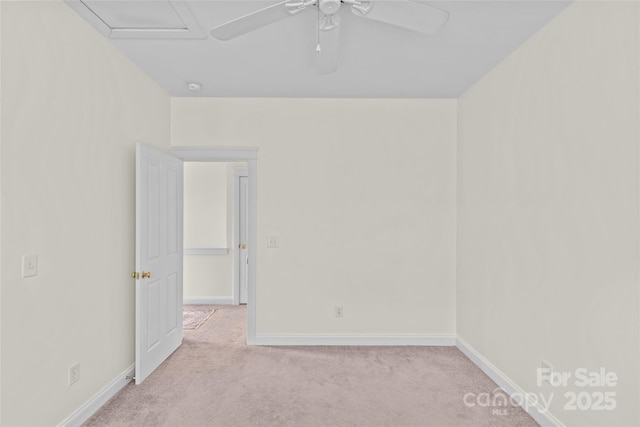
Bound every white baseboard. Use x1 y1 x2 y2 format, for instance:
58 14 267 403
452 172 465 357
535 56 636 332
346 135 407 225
253 334 456 346
456 337 565 427
58 364 134 427
184 297 233 305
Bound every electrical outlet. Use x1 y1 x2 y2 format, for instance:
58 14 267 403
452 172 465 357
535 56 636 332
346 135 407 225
69 362 80 386
22 254 38 278
335 306 343 317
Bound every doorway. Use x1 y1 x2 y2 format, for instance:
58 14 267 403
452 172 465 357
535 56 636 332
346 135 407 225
135 145 258 385
170 146 258 344
182 162 248 307
183 162 232 304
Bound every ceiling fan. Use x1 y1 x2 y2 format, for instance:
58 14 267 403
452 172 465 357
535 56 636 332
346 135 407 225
209 0 449 74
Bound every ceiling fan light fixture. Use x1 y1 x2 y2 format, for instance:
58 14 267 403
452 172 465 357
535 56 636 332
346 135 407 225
319 13 339 31
319 0 341 15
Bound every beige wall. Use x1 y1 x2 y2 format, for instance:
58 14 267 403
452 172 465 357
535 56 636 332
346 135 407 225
183 255 233 299
183 162 233 300
457 2 639 426
0 1 3 421
0 1 170 425
184 162 227 249
171 98 458 335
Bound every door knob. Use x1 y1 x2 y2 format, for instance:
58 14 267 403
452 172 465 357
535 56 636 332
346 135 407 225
131 271 152 279
240 244 247 250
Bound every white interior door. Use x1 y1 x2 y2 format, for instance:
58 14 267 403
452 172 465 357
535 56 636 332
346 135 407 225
239 176 249 304
135 143 184 385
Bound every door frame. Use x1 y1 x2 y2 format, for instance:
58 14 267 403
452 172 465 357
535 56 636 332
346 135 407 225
233 168 249 305
170 146 258 345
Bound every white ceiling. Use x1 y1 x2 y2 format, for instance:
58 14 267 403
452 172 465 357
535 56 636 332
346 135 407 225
66 0 570 98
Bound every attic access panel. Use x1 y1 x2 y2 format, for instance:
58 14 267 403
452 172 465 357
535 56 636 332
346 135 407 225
66 0 206 39
82 1 187 29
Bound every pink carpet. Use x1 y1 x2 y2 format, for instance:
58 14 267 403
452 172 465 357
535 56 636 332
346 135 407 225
183 305 215 330
84 305 537 426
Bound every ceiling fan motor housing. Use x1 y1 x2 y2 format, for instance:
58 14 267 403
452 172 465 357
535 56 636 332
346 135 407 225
319 0 341 14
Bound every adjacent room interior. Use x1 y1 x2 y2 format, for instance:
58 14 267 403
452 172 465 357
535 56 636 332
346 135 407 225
1 1 638 426
183 161 249 306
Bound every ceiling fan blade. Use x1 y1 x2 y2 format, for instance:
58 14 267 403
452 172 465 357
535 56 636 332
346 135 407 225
352 1 449 35
210 0 300 41
316 15 341 74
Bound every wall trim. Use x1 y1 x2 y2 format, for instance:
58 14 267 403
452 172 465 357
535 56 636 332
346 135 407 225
456 337 565 427
184 247 228 256
170 146 258 161
253 334 456 346
58 364 134 427
184 297 233 305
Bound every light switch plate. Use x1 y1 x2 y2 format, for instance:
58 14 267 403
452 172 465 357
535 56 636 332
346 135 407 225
22 254 38 278
266 236 279 248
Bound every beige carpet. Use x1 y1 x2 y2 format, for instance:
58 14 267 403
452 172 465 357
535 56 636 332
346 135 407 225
183 305 215 330
84 306 537 427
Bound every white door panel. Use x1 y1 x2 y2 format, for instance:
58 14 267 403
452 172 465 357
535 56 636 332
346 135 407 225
135 143 183 385
239 176 249 304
